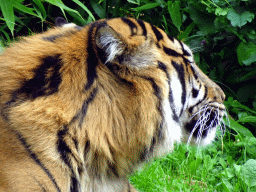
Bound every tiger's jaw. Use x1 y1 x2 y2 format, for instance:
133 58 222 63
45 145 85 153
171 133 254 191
181 102 226 146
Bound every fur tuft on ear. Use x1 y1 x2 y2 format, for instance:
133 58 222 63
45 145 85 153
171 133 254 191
55 17 77 28
96 25 126 63
55 17 68 27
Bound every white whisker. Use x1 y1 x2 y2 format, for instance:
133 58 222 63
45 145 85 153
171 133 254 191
187 104 226 146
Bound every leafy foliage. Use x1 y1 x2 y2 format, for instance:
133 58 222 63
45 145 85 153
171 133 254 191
1 0 256 191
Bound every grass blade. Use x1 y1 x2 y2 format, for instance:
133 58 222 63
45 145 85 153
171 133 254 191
224 116 254 137
32 0 47 20
132 3 160 12
13 3 38 17
89 0 106 19
72 0 95 21
0 1 15 35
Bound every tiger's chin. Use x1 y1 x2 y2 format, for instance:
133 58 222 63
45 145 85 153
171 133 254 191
181 104 226 146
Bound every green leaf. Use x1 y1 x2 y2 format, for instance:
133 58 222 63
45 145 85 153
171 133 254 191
0 26 11 42
247 30 256 40
227 9 254 28
45 0 78 18
186 4 216 34
237 42 256 65
228 97 256 114
89 0 106 18
225 168 235 179
219 158 227 169
32 0 47 20
215 7 229 16
241 159 256 187
72 0 95 21
238 116 256 123
13 3 38 17
0 0 15 35
167 1 182 31
178 22 195 41
189 158 202 174
222 178 234 192
224 116 254 137
45 0 85 23
127 0 140 4
132 3 160 11
244 137 256 156
234 164 241 175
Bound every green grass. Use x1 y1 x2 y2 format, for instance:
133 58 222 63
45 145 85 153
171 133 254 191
130 98 256 192
130 130 256 192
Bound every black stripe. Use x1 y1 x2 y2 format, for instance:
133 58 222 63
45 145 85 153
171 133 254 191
183 57 191 67
85 22 101 90
140 147 149 161
33 177 48 192
139 76 164 160
178 40 191 56
189 65 198 80
43 29 82 42
60 87 97 185
18 55 62 100
163 46 181 57
137 19 147 37
192 88 199 98
188 86 208 114
158 61 179 122
57 125 80 191
121 17 137 36
107 161 119 178
15 131 61 192
70 176 79 192
172 61 186 116
142 77 161 100
79 88 98 127
57 126 73 169
150 24 163 42
43 35 62 42
84 140 90 160
167 34 174 42
158 61 168 75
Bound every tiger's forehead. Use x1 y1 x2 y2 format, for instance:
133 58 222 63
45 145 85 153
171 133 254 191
106 18 194 63
106 18 173 44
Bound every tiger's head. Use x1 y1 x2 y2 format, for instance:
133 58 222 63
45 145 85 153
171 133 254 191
90 17 226 150
0 17 225 191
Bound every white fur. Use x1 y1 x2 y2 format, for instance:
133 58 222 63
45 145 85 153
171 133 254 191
62 23 77 28
164 98 182 144
181 42 194 64
99 35 124 63
154 98 182 157
170 75 183 116
201 127 216 146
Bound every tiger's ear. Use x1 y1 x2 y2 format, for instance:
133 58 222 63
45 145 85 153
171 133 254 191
55 17 77 28
95 24 126 63
55 17 68 27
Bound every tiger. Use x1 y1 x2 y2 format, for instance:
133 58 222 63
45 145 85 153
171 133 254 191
0 17 225 192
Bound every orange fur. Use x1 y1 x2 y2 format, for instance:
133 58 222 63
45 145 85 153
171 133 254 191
0 17 225 191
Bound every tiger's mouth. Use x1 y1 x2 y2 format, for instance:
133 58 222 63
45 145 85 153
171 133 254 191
184 103 226 145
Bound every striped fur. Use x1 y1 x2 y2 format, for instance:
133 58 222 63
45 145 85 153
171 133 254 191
0 17 225 191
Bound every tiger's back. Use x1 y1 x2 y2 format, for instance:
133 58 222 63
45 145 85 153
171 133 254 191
0 17 225 191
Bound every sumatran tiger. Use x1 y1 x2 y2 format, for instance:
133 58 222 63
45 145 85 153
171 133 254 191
0 17 225 192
